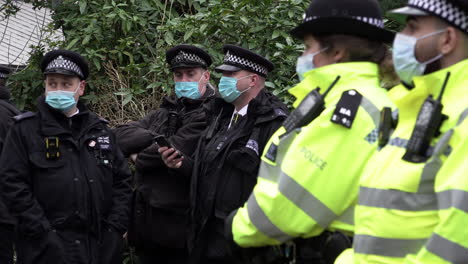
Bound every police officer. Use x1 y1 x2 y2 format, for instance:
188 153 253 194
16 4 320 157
0 65 19 264
114 45 215 264
337 0 468 263
0 50 132 264
161 45 289 263
225 0 395 263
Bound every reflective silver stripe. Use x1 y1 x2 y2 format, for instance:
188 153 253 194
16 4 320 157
457 108 468 126
258 160 279 182
359 187 437 211
247 194 292 243
278 171 337 228
360 96 380 127
437 189 468 213
354 234 427 257
418 129 454 193
336 204 355 225
426 233 468 263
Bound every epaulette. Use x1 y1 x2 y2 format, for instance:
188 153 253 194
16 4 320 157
274 108 288 118
13 111 36 122
99 117 109 124
330 89 363 129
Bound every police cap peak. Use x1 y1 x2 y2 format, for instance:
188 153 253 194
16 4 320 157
215 44 274 77
291 0 394 43
166 45 212 70
41 49 89 80
390 0 468 34
0 65 11 80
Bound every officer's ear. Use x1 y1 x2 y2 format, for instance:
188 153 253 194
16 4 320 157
330 46 348 64
203 70 211 82
77 80 86 96
249 74 259 88
439 26 458 56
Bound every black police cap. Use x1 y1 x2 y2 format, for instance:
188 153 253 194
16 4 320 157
391 0 467 34
215 44 274 77
166 45 212 70
41 49 89 80
291 0 395 43
0 65 11 80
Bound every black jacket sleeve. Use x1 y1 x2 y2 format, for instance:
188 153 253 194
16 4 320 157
0 124 51 237
105 131 132 234
113 110 160 156
135 108 207 174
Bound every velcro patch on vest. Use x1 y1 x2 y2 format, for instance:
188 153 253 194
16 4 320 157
331 90 363 129
264 143 278 162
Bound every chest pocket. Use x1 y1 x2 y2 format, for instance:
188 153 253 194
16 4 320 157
29 151 66 171
215 141 261 218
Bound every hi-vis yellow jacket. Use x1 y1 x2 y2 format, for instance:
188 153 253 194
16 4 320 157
226 62 394 247
338 59 468 264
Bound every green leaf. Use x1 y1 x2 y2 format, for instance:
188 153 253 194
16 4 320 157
240 16 248 24
82 35 91 45
122 94 133 106
79 0 87 14
183 29 194 41
65 38 80 49
265 81 275 88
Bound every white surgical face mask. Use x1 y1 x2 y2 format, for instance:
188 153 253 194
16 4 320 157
392 29 446 85
296 47 329 81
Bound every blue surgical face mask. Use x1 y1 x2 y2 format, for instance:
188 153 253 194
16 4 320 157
393 29 446 85
45 85 80 112
175 72 205 99
296 47 328 81
218 75 253 103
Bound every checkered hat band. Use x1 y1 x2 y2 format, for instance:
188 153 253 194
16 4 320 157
304 15 385 28
45 56 84 78
224 51 268 75
171 51 207 67
409 0 467 31
0 72 7 79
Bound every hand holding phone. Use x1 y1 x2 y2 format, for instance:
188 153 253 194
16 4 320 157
154 135 183 159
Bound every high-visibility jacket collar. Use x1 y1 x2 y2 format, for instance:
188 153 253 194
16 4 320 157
395 59 468 125
289 62 380 108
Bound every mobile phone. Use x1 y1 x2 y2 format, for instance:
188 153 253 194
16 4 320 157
153 135 183 159
154 135 171 148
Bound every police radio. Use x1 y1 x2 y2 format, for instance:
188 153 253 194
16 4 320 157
282 76 341 136
402 73 450 163
378 107 396 148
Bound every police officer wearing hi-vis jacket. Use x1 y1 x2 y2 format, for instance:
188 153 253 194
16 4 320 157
0 49 132 264
225 0 396 263
337 0 468 263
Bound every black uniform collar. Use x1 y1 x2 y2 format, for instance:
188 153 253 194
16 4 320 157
36 95 93 136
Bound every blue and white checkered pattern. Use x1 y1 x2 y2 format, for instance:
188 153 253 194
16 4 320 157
171 51 207 67
45 55 84 79
304 15 385 28
224 51 269 76
409 0 467 32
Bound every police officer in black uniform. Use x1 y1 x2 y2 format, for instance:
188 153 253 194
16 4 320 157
161 45 289 264
114 45 214 264
0 50 132 264
0 65 20 264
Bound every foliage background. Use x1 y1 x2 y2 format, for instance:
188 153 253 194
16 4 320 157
1 0 406 126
